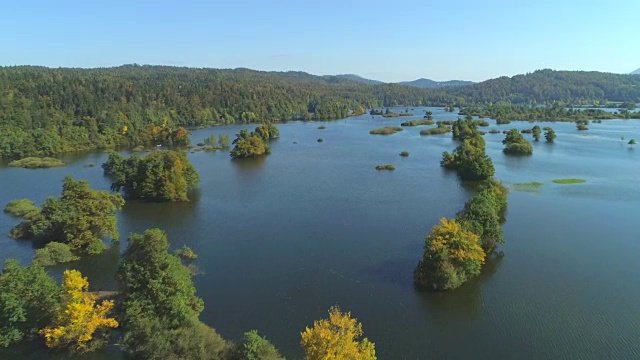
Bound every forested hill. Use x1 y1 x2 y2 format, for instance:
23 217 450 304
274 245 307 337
444 69 640 104
400 78 474 89
0 65 450 157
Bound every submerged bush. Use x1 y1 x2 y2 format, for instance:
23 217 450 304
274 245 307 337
369 127 403 135
375 164 395 170
399 151 410 157
4 199 39 219
33 242 80 267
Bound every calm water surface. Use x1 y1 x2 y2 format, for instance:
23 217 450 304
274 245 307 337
1 108 639 359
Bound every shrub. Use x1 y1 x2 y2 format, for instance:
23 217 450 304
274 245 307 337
369 127 403 135
33 242 80 266
399 151 410 157
8 157 65 168
375 164 395 170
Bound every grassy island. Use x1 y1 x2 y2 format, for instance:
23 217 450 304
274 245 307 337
8 157 65 168
369 127 403 135
401 119 435 126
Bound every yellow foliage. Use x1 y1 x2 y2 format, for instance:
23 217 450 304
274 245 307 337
122 125 128 135
40 270 118 352
301 306 376 360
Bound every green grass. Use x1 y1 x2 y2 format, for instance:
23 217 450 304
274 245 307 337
512 182 544 192
552 178 586 184
369 126 403 135
8 157 65 168
375 164 395 170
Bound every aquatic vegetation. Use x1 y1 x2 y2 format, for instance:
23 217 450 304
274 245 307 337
375 164 395 170
399 151 410 157
552 178 586 184
512 182 544 192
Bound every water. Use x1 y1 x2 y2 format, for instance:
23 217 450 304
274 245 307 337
1 108 639 359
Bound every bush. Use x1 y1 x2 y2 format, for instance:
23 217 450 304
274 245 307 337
33 242 80 266
375 164 395 170
4 199 39 219
239 330 284 360
399 151 410 157
400 119 434 126
502 129 533 155
317 125 326 130
175 245 198 261
317 138 324 142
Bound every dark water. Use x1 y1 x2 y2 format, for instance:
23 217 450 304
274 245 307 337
1 108 640 359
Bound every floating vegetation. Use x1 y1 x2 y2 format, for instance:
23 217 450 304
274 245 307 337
552 178 586 184
375 164 395 170
399 151 410 157
317 125 326 130
8 157 65 168
369 126 403 135
512 182 544 192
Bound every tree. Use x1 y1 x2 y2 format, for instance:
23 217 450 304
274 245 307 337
240 330 284 360
532 125 541 141
230 129 269 159
301 306 376 360
117 229 233 359
103 151 199 201
414 218 485 291
11 176 124 254
443 134 495 181
0 260 61 347
544 127 556 143
502 129 533 155
40 270 118 352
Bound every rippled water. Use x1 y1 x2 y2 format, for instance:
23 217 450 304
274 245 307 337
1 108 639 359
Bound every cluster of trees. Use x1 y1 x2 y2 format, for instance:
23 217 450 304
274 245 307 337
502 129 534 155
0 65 445 158
7 176 124 256
0 262 119 352
102 150 200 201
441 121 495 181
1 226 377 359
230 122 279 159
414 179 509 290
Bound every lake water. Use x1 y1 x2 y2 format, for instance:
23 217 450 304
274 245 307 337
1 107 640 359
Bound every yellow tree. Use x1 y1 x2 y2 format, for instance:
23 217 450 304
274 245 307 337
414 218 486 291
40 270 118 352
301 306 376 360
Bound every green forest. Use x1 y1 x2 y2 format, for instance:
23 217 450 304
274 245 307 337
1 65 639 158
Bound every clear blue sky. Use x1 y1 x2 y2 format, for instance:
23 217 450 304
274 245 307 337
2 0 639 82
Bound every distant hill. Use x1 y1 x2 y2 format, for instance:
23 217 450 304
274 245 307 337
400 78 475 89
631 68 640 75
324 74 382 85
444 69 640 103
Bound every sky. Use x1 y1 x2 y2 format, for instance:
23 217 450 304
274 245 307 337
2 0 639 82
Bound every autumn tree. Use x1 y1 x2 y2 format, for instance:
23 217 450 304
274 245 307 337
301 306 376 360
40 270 118 352
414 218 486 291
0 260 61 347
230 129 269 159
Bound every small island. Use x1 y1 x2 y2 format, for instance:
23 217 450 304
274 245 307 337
399 151 410 157
420 124 451 135
375 164 395 170
369 126 403 135
8 157 65 169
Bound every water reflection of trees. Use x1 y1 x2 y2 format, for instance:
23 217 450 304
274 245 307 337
417 252 504 322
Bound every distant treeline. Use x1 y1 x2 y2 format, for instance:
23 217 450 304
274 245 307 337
0 65 450 157
2 66 640 158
